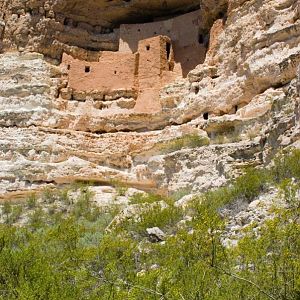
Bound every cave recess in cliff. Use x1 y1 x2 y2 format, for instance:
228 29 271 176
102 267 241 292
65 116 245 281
59 0 200 28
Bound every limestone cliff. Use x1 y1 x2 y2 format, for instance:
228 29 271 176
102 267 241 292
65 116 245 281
0 0 299 201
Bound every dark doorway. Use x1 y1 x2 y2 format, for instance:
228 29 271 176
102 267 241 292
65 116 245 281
166 42 171 60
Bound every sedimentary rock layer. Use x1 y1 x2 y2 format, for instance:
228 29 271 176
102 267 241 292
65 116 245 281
0 0 299 200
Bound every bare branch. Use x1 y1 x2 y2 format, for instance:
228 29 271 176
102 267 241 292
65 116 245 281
214 265 278 300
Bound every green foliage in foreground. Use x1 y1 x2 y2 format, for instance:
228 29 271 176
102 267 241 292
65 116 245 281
0 150 299 299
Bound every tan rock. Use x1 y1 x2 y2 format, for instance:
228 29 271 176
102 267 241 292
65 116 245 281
0 0 299 201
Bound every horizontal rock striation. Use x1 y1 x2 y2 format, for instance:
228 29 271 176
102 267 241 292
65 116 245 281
0 0 300 200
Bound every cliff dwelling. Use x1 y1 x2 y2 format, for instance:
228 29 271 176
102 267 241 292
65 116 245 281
61 10 207 114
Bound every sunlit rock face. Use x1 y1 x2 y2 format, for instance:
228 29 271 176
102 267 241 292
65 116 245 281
0 0 299 200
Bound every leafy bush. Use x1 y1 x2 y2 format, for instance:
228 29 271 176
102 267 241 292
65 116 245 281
29 208 45 230
233 167 270 202
71 188 95 220
58 187 71 205
126 203 183 236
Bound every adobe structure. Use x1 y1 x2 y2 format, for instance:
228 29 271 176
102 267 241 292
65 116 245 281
119 10 206 77
60 10 206 114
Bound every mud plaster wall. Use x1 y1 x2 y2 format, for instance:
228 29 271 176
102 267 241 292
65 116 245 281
119 10 207 77
134 36 177 113
61 10 208 113
62 52 138 92
62 35 177 112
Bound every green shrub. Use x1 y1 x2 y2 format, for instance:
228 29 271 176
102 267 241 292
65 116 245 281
232 167 270 202
41 187 57 204
0 150 299 299
272 149 300 182
110 180 128 198
129 193 164 205
278 178 300 209
116 185 128 197
229 206 300 299
58 188 71 205
26 193 37 209
29 208 45 229
9 205 23 224
2 201 12 223
120 201 184 237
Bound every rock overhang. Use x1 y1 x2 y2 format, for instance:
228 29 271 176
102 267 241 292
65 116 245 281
53 0 200 27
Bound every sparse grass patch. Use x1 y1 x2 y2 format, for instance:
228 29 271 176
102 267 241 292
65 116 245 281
129 193 164 205
42 187 57 204
246 125 261 140
160 134 210 153
26 193 37 209
9 205 23 224
212 131 242 144
272 149 300 182
169 187 192 201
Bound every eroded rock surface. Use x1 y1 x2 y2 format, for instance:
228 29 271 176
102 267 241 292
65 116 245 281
0 0 299 202
0 0 199 58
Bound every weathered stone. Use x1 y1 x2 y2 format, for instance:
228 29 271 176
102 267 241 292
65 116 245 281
1 0 199 58
146 227 166 242
0 0 299 202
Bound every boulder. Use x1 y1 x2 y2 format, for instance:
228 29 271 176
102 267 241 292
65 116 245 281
146 227 166 243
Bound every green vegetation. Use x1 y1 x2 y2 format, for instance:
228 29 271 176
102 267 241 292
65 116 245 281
212 131 242 144
0 150 299 299
160 134 210 153
26 193 37 209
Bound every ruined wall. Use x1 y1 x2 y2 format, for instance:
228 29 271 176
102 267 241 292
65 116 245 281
61 35 177 113
119 10 207 77
134 36 177 113
62 52 138 95
58 9 209 114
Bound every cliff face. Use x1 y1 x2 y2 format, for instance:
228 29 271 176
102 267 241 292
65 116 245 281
0 0 299 200
0 0 199 58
